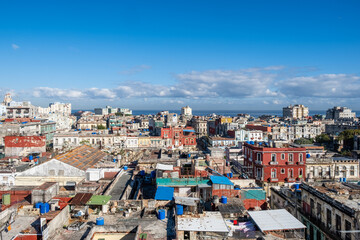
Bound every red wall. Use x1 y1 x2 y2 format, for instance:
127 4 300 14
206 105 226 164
5 136 46 148
212 189 241 198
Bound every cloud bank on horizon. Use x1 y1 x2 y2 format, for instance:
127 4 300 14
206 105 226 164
21 66 360 109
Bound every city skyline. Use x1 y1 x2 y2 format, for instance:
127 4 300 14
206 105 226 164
1 0 360 110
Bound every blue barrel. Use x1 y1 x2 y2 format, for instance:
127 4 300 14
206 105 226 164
35 202 42 209
151 171 156 178
176 205 184 215
293 184 300 190
140 170 145 176
158 209 166 220
124 166 128 170
306 154 311 158
250 141 254 145
29 155 33 160
339 177 343 182
188 154 191 158
229 172 233 178
343 177 347 183
40 203 46 214
96 217 104 225
44 203 50 213
221 196 227 204
113 158 116 163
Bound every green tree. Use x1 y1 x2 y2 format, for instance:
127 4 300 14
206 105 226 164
97 124 106 130
315 134 331 144
294 138 314 145
338 129 360 150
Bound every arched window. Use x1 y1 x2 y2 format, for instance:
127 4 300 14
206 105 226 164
299 154 303 162
257 153 262 161
271 169 277 178
271 154 276 162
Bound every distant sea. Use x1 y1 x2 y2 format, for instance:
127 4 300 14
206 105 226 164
72 109 353 118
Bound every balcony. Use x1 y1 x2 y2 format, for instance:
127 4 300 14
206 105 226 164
269 161 278 165
255 160 262 165
297 161 305 165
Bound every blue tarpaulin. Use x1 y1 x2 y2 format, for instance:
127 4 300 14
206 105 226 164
155 186 174 200
210 176 234 185
183 129 195 133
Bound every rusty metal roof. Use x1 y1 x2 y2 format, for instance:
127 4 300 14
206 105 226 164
70 193 93 205
55 145 109 171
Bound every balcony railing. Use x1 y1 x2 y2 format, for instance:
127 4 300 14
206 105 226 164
269 161 278 165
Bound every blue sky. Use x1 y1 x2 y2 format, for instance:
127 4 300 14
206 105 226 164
1 0 360 110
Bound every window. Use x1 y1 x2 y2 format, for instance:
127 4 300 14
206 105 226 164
335 166 339 176
288 153 293 162
271 154 276 162
58 170 64 176
345 220 351 240
299 168 303 177
317 203 322 222
281 168 285 174
271 169 277 178
49 169 55 175
281 153 285 160
299 153 303 162
336 214 341 236
257 153 262 161
350 166 355 176
288 168 294 178
327 209 332 227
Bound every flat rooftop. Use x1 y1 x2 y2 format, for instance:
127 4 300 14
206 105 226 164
248 209 306 232
177 212 229 233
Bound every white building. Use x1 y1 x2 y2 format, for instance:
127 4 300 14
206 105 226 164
181 106 192 117
326 106 356 121
283 104 309 119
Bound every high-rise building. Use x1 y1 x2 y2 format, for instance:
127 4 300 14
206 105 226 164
181 106 192 117
283 104 309 119
326 106 356 120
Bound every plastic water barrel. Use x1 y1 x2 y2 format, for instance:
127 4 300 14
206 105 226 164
158 209 166 220
343 177 347 183
29 155 33 161
96 217 104 225
339 177 343 182
176 205 184 215
35 202 42 209
293 184 300 190
44 203 50 213
140 170 145 176
221 196 227 204
151 171 156 178
306 154 311 158
124 166 128 170
113 158 117 163
40 203 46 214
229 172 233 178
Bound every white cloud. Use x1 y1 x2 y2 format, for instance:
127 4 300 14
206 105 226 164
28 68 360 109
11 44 20 50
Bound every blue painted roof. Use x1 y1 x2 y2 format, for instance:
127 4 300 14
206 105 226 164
155 186 174 200
183 129 195 133
210 176 234 185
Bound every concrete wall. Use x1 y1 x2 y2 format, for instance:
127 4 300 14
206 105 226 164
46 205 70 239
31 183 59 204
17 159 85 177
15 176 85 186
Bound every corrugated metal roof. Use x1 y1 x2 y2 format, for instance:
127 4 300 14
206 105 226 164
70 193 93 205
55 145 109 171
154 186 174 201
248 209 306 232
210 176 234 186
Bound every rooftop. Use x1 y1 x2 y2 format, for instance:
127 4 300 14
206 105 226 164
248 209 306 232
154 186 174 201
156 177 210 187
177 212 229 233
55 145 109 171
86 195 112 205
210 176 234 186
